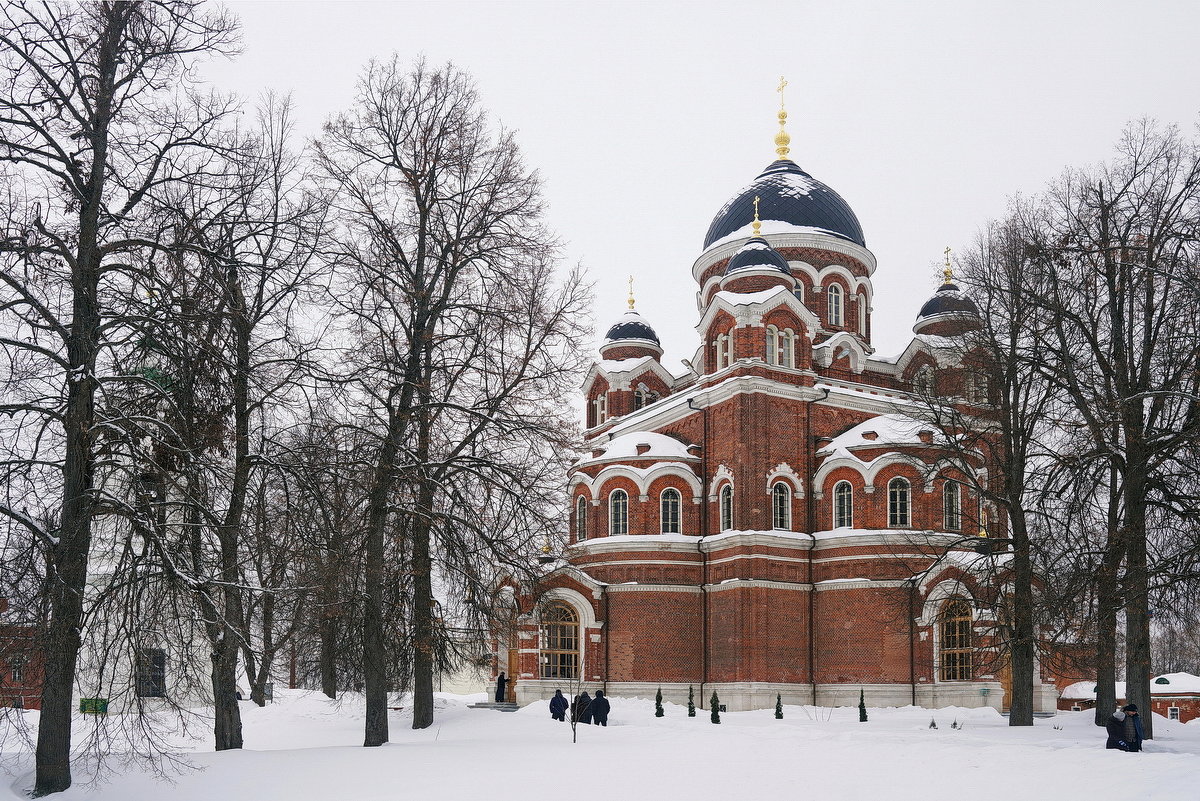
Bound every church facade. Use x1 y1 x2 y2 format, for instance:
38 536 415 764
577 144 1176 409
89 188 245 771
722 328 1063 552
496 115 1061 714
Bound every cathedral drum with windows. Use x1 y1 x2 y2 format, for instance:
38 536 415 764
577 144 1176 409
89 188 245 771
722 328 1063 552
495 105 1061 714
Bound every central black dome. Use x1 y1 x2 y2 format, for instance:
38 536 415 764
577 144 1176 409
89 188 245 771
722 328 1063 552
704 160 865 249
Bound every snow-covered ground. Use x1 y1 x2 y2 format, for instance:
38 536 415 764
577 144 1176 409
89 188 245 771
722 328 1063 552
4 690 1198 800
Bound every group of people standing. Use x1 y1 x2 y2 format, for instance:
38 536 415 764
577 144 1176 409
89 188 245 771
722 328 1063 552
550 689 610 726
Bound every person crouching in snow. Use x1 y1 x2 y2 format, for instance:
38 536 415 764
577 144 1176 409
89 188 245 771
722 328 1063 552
590 690 610 726
1106 704 1143 751
550 689 568 722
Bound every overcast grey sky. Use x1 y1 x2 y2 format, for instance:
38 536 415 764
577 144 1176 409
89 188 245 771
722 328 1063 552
202 0 1200 373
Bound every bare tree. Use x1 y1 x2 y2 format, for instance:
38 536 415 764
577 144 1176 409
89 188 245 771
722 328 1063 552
0 2 237 793
1023 120 1200 738
315 57 588 745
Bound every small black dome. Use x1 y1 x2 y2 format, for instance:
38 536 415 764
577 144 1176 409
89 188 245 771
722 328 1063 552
705 160 865 249
604 310 660 345
724 237 792 276
916 283 980 320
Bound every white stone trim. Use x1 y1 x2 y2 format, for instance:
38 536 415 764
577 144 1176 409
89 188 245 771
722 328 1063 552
604 583 703 594
706 579 809 592
765 462 804 497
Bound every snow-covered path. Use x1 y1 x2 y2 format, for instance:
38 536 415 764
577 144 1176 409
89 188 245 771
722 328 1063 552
4 692 1197 800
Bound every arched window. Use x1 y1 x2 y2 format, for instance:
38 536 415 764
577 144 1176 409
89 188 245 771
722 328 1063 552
715 328 735 369
888 477 910 528
780 328 794 368
970 371 989 404
539 602 579 679
765 325 778 364
794 284 805 303
827 284 843 327
943 480 961 532
609 489 628 536
575 496 588 542
591 394 607 425
858 296 867 335
833 481 853 529
939 600 973 681
771 482 791 530
719 484 734 531
913 366 933 396
660 488 682 534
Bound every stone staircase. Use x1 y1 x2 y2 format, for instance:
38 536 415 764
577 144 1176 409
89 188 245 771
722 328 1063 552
468 701 520 712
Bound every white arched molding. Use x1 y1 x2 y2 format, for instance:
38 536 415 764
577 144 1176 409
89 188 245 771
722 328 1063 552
537 586 600 629
708 464 735 501
572 464 702 504
920 457 980 494
765 462 804 498
812 331 868 373
788 262 872 301
915 578 975 627
813 452 923 499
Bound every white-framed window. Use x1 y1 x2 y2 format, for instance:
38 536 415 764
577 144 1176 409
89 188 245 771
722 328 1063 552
771 482 791 530
660 488 682 534
765 326 796 368
575 495 588 542
971 371 990 404
914 365 934 395
591 394 607 425
794 284 805 304
10 656 26 685
858 296 867 334
609 489 629 536
888 477 911 528
833 481 853 529
1168 707 1181 721
943 480 961 532
719 484 734 531
827 284 843 327
715 328 736 369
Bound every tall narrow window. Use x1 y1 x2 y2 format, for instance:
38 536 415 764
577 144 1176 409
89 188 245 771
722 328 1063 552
833 481 853 528
609 489 628 536
719 484 734 531
10 656 26 685
780 329 794 368
858 297 867 334
943 480 961 532
135 648 167 698
539 602 579 679
888 477 910 528
766 325 778 364
913 366 933 395
939 600 973 681
827 284 843 327
592 394 607 425
575 496 588 542
971 371 990 404
660 488 682 534
771 482 791 529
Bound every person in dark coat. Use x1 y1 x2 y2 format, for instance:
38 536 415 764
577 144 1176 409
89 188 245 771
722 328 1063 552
590 690 611 726
576 691 593 724
1105 704 1143 751
494 672 507 703
549 689 568 721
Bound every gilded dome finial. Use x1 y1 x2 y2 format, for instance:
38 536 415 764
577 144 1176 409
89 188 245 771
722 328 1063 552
943 246 954 284
752 195 763 238
627 275 636 310
774 76 791 160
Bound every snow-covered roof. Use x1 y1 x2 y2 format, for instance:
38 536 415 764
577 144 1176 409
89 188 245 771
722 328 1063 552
597 356 656 374
575 431 696 466
818 413 944 459
1152 672 1200 694
706 219 850 253
712 286 792 307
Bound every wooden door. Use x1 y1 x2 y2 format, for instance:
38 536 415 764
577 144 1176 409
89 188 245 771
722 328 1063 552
506 648 519 702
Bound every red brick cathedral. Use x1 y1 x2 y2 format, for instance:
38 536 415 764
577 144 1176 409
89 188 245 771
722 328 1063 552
498 118 1060 714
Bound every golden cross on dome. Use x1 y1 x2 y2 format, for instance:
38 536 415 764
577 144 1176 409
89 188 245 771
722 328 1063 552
752 195 763 238
774 76 791 160
627 275 636 310
943 246 954 283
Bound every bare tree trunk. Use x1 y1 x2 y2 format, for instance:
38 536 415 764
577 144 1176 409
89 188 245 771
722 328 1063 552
1007 511 1035 726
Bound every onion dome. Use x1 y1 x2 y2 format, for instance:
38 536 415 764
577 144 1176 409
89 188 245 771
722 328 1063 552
724 236 791 276
599 278 663 359
704 159 865 249
913 251 981 336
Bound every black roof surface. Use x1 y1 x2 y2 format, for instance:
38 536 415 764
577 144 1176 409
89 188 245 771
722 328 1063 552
704 160 866 249
604 317 660 345
916 283 980 319
724 237 792 275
